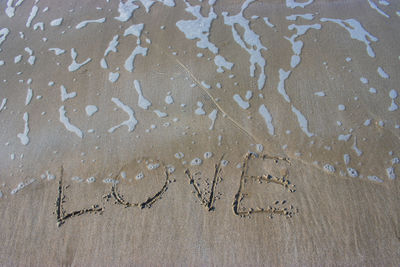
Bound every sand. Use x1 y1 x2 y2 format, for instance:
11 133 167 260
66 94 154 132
0 0 399 265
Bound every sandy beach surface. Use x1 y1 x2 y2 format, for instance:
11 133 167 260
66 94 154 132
0 0 399 265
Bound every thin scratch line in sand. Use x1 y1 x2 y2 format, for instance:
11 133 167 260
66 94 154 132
175 59 334 175
145 36 268 149
176 59 388 184
148 41 385 184
175 59 262 145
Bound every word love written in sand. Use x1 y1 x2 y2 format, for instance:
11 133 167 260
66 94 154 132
55 153 296 227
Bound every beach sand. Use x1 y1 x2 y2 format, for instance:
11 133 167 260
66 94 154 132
0 0 399 265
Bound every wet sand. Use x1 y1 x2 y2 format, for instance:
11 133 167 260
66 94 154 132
0 0 399 265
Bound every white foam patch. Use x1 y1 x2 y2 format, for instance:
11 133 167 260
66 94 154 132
124 24 143 43
195 101 205 115
17 112 30 145
102 35 119 69
137 0 156 12
344 154 350 165
24 47 35 65
377 66 389 79
108 72 120 83
154 110 168 118
59 106 83 138
158 0 175 7
68 48 91 72
136 0 175 13
360 77 368 84
100 58 108 69
191 157 203 166
385 167 396 180
103 178 119 184
379 0 389 6
290 55 300 68
204 152 213 159
0 28 9 48
87 177 96 183
285 24 321 68
388 105 397 113
201 81 211 89
338 134 351 141
388 89 398 111
367 175 383 183
367 0 390 18
75 18 106 29
277 69 291 103
165 95 174 105
258 104 274 136
175 152 184 159
44 171 56 181
286 13 314 21
389 90 398 99
323 164 335 173
72 176 83 183
352 136 362 156
320 18 378 57
245 90 253 100
26 5 38 28
85 105 98 116
263 17 275 28
60 85 77 102
133 80 151 110
11 178 35 195
220 160 229 167
255 144 263 152
208 109 217 130
114 0 139 22
50 18 63 26
6 0 25 18
218 135 222 146
291 105 314 137
135 172 144 180
176 0 218 54
222 0 267 90
48 48 65 55
147 163 160 170
33 22 44 31
233 94 250 110
347 168 359 177
25 88 33 105
286 0 314 9
214 55 234 73
108 98 138 133
0 98 7 112
314 91 325 96
14 54 22 63
124 45 148 72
